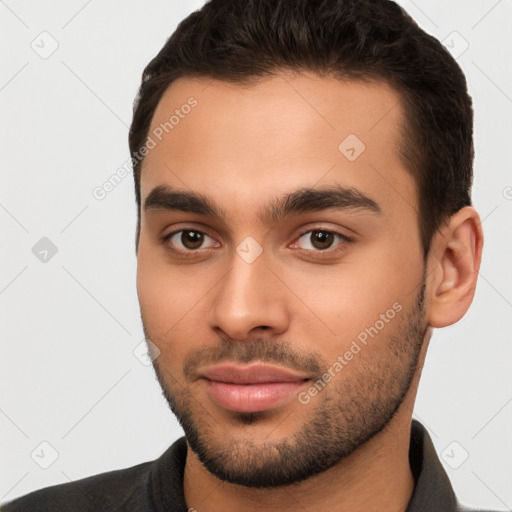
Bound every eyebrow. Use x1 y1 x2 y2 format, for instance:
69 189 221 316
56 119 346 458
143 184 381 225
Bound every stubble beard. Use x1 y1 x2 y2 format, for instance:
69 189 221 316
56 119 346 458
146 282 427 488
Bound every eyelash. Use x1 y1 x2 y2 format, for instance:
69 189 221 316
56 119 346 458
161 227 353 258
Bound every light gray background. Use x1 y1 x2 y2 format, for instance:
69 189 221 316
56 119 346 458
1 0 511 508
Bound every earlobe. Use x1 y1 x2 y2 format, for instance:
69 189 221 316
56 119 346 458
427 207 484 328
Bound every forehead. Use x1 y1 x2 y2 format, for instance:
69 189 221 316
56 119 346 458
140 72 416 221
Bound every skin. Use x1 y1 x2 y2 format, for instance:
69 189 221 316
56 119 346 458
136 71 483 512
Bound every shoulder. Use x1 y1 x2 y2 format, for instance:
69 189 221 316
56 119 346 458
1 459 154 512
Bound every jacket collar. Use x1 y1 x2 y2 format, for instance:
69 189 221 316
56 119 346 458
406 419 459 511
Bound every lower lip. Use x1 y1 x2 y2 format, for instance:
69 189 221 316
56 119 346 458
203 379 309 412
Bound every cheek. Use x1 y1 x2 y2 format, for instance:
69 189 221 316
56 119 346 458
136 247 188 345
137 258 172 330
136 245 215 372
137 267 189 379
283 245 418 354
137 239 199 322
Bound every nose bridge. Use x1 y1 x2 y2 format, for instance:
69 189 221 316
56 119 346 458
208 242 289 339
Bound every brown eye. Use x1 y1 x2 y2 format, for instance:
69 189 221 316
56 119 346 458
310 231 334 250
181 230 204 249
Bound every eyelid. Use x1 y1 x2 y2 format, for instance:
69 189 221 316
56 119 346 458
161 221 218 241
295 225 352 239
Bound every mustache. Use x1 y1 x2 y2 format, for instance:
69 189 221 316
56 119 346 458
183 337 326 381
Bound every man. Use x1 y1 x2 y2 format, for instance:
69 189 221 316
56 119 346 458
2 0 496 510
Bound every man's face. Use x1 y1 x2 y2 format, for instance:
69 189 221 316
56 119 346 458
136 72 428 487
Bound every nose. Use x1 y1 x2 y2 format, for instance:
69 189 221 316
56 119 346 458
207 246 290 341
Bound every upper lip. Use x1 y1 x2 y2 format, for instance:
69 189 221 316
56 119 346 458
198 363 311 384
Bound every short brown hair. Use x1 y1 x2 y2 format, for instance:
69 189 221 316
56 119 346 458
129 0 474 257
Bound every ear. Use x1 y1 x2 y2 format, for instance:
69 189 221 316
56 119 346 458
427 206 484 328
